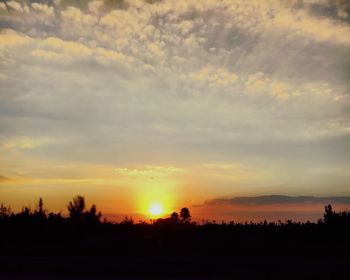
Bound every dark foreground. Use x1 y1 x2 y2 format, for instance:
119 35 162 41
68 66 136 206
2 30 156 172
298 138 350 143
1 201 349 279
1 223 350 279
1 256 349 280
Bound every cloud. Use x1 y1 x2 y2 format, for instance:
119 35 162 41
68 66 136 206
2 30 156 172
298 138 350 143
41 37 93 56
0 175 9 182
100 8 147 33
61 6 97 26
190 66 239 88
270 82 290 100
95 47 134 66
0 137 61 150
0 0 349 205
30 36 141 69
271 8 350 45
245 73 291 99
0 29 33 49
31 49 68 62
31 3 55 18
245 72 269 93
7 1 27 13
114 165 184 179
244 72 344 101
177 20 194 35
205 195 350 206
88 0 103 14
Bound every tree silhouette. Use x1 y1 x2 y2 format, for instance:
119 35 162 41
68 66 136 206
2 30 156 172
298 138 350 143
180 207 191 223
38 198 44 214
67 195 86 220
67 196 102 222
34 197 46 219
0 203 11 218
85 204 102 223
323 204 335 224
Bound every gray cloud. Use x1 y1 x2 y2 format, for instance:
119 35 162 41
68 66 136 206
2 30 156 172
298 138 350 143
307 0 350 22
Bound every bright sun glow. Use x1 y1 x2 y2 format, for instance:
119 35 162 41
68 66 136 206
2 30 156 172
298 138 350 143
149 203 164 217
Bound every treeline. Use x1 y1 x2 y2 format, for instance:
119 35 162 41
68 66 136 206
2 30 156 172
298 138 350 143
0 196 349 279
0 196 101 224
0 196 349 264
1 195 350 227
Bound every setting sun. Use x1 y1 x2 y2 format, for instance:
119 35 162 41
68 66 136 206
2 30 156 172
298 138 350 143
149 203 164 217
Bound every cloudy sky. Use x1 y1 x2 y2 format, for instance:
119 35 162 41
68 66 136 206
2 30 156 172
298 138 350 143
0 0 349 221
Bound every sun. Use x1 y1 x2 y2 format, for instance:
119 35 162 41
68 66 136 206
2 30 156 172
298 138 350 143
149 203 164 217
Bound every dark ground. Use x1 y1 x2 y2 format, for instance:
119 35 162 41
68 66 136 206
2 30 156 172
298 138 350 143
1 203 350 279
0 223 349 279
0 256 349 279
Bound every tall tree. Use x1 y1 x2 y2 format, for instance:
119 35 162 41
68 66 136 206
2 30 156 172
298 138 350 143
37 197 44 216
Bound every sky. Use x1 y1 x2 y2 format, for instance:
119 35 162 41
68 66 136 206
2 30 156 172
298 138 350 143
0 0 350 222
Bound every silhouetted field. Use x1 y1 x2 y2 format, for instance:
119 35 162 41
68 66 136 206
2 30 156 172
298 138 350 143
0 197 349 279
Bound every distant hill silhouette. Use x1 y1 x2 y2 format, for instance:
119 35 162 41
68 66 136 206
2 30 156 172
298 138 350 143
206 195 350 205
